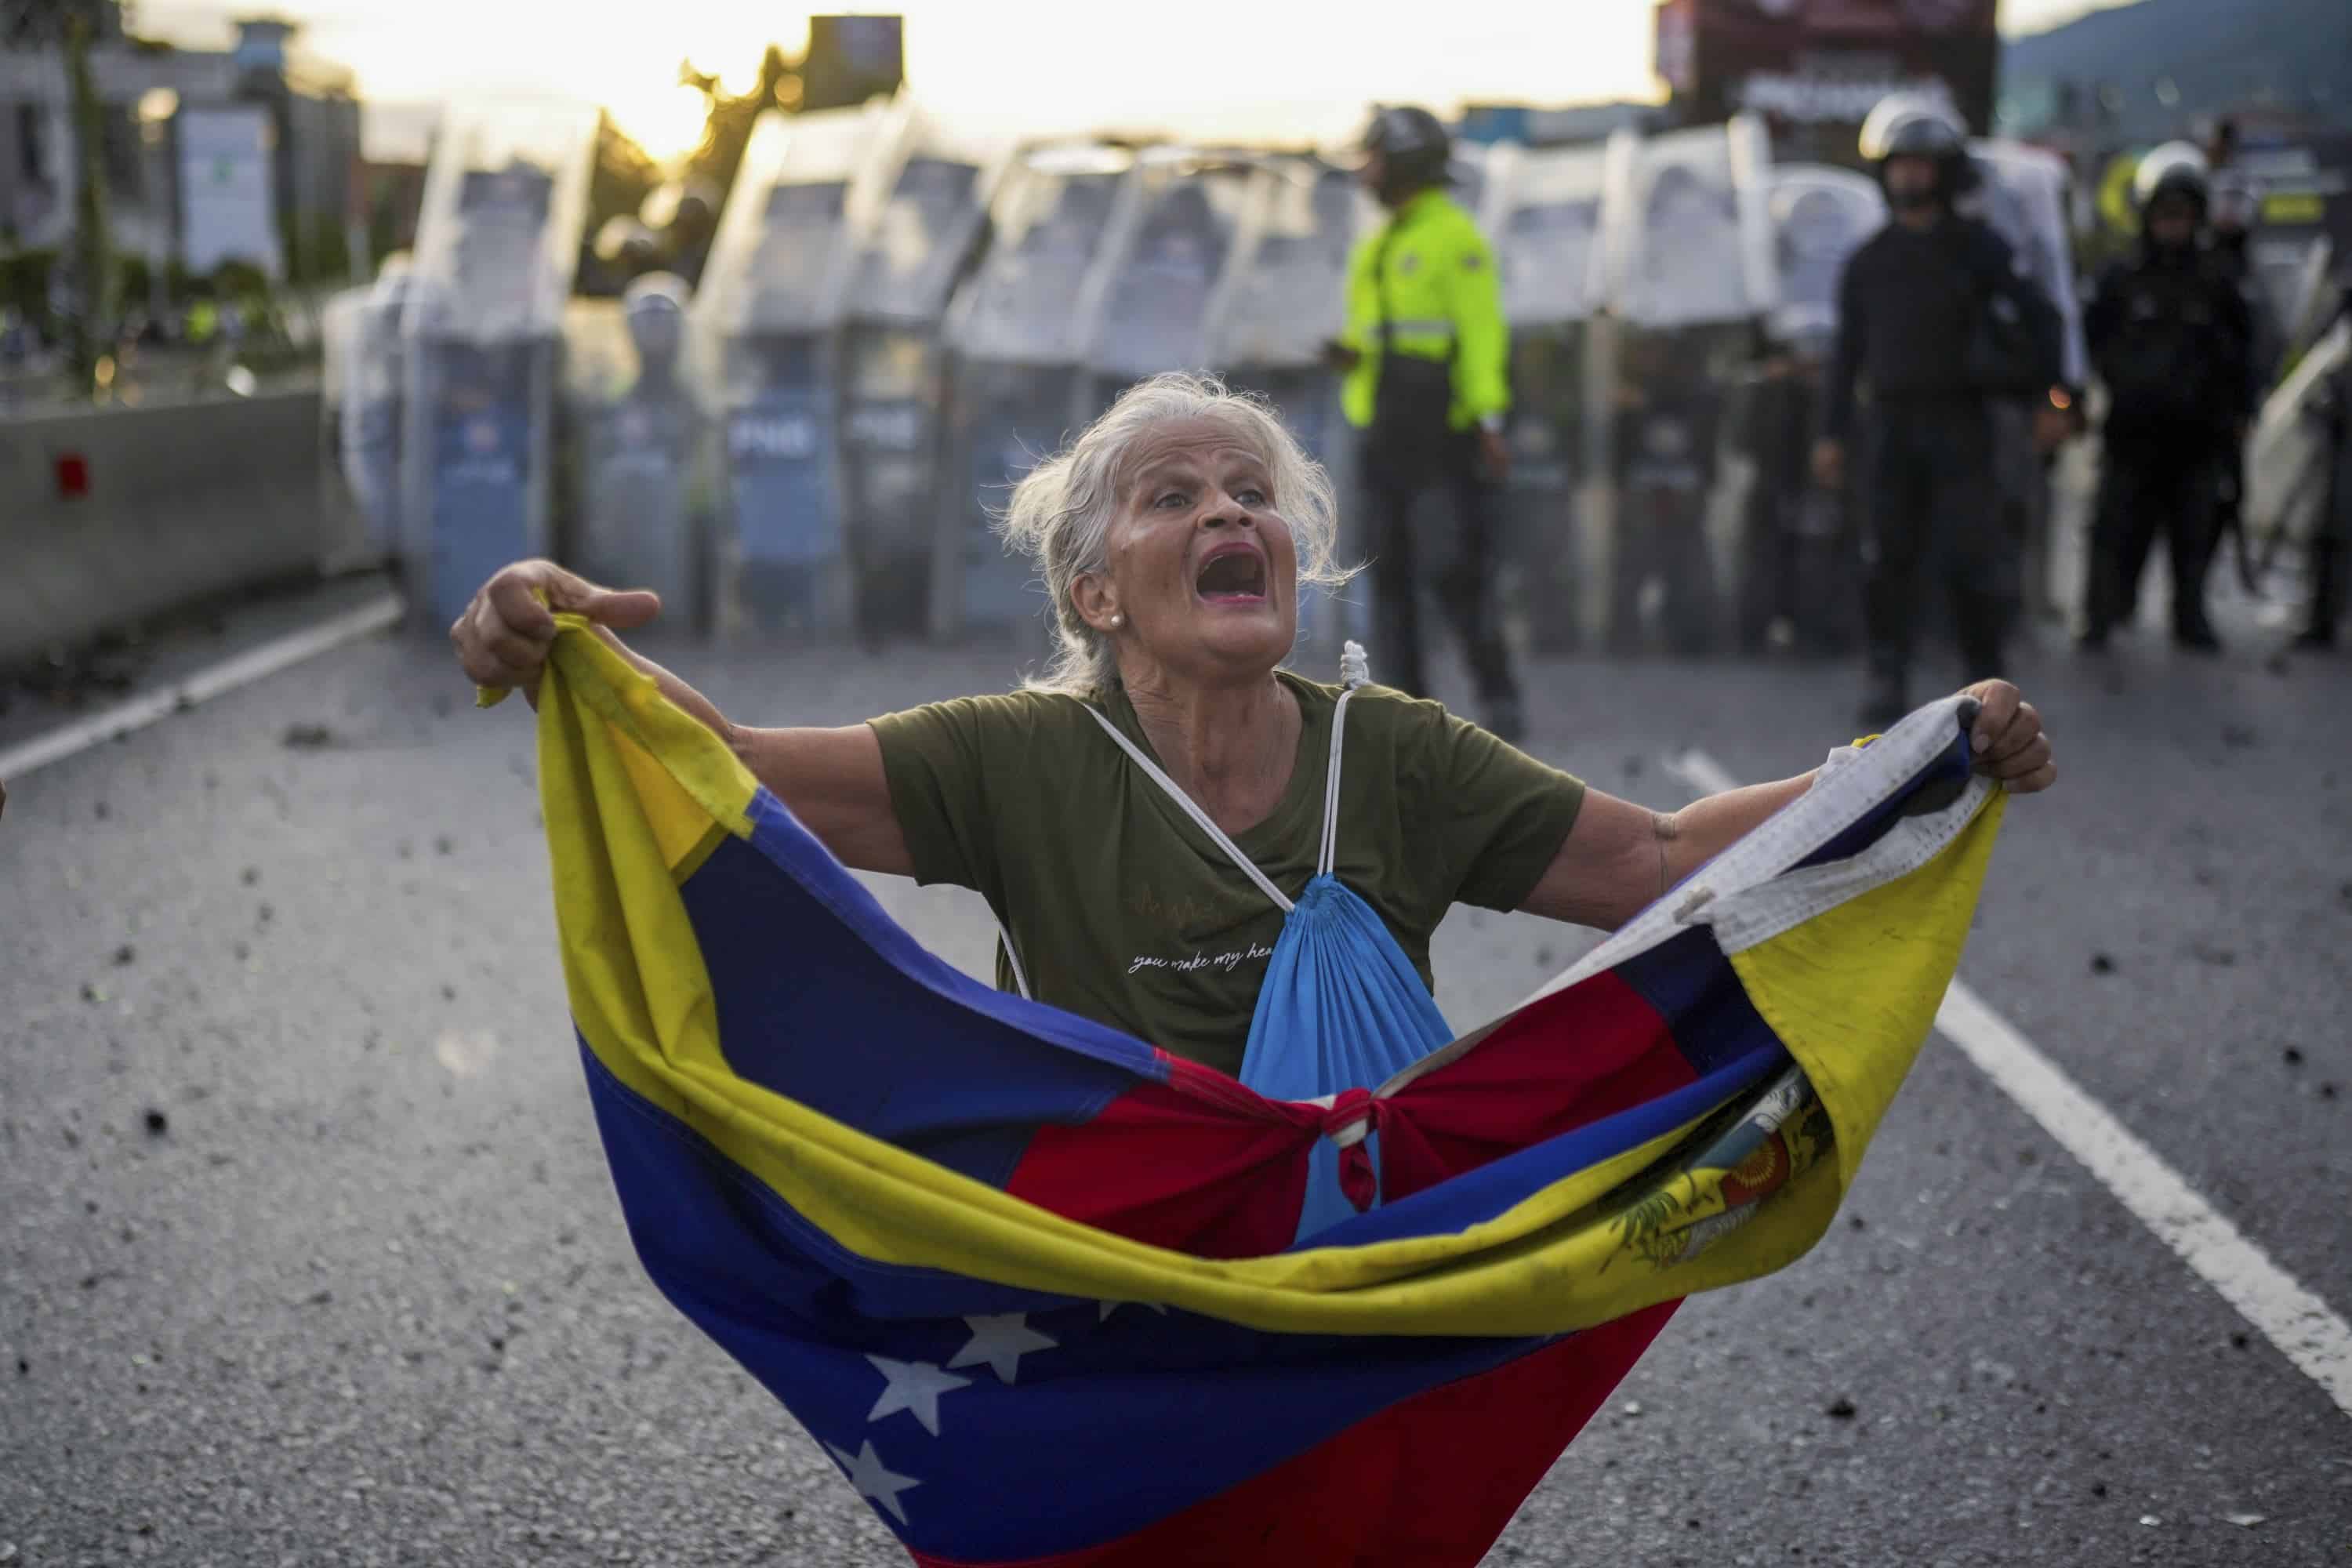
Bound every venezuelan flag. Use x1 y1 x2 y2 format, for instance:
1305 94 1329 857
524 618 2003 1566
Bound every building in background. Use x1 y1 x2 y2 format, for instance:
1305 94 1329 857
1653 0 1999 163
0 5 361 282
361 156 428 261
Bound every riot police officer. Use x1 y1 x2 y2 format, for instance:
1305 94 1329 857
2079 146 2255 651
1813 96 2061 728
1328 105 1522 741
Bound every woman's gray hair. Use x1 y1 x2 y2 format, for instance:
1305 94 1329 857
994 371 1352 695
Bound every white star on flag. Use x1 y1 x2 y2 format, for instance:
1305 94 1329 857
1098 1298 1171 1322
946 1312 1058 1384
826 1439 922 1526
864 1355 971 1436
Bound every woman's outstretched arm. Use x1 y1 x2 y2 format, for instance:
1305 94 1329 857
452 561 913 876
1519 682 2055 931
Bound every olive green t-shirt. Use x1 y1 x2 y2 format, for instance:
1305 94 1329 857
868 673 1584 1079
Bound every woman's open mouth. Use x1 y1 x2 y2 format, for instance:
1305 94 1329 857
1194 546 1268 606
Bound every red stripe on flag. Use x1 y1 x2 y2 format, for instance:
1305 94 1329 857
1006 973 1701 1254
908 1301 1679 1568
1004 1069 1313 1259
1377 970 1702 1203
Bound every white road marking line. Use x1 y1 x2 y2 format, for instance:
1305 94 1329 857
1671 746 2352 1419
0 593 405 782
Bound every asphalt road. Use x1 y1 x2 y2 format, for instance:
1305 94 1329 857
3 575 2348 1567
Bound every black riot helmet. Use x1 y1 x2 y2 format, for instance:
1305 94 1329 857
2133 141 2211 218
1359 105 1453 205
1859 94 1970 209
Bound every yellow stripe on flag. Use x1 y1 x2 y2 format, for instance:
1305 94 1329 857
533 622 2002 1339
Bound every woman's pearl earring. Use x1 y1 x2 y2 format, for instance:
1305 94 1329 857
1109 613 1123 629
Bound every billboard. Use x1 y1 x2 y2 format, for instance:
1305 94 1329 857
802 15 906 113
1657 0 1999 144
176 104 283 278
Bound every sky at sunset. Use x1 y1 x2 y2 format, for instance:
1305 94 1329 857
125 0 2143 163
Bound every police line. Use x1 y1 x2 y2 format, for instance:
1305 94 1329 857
319 98 2093 658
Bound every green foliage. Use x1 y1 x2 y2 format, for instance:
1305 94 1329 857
212 258 270 298
62 5 116 379
276 209 353 284
0 248 60 322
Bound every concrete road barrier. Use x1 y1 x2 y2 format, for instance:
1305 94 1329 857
0 392 325 670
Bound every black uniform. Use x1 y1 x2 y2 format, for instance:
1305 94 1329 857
1359 391 1519 710
1608 357 1722 655
1823 214 2058 686
2298 305 2350 649
1734 354 1856 656
2081 242 2255 644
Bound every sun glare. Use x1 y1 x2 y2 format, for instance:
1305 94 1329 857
285 0 1668 167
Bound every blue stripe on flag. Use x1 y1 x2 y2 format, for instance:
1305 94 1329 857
679 792 1170 1187
1792 726 1975 872
1614 927 1781 1079
579 1041 1556 1561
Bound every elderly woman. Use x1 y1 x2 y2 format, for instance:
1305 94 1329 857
452 372 2055 1077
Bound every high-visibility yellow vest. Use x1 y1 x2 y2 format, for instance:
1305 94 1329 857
1339 188 1510 433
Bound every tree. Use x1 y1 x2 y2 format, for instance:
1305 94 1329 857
3 0 119 386
587 111 659 246
678 43 800 205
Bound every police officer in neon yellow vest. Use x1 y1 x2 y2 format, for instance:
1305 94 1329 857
1329 106 1523 742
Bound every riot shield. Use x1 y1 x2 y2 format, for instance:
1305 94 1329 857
2249 232 2336 361
1484 141 1610 652
1446 141 1493 225
1965 140 2087 622
1083 147 1254 397
1765 165 1882 348
933 144 1133 644
339 266 412 569
698 107 896 639
1730 165 1882 655
1967 141 2088 390
399 103 597 627
564 278 708 623
841 114 1008 639
317 286 370 572
1588 115 1777 654
1210 157 1374 666
2249 314 2350 561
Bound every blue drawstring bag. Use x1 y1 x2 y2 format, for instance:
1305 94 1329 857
1239 873 1454 1241
1084 646 1454 1243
